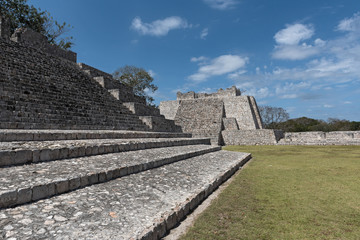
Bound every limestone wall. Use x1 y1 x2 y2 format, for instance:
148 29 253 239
222 129 284 145
176 86 240 100
223 96 262 130
160 86 264 145
159 100 180 120
11 28 77 62
279 131 360 145
174 98 224 145
78 63 146 104
0 15 11 40
0 38 148 130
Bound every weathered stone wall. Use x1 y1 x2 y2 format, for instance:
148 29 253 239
249 96 263 129
159 100 180 120
139 116 182 132
222 129 284 145
0 15 11 40
11 28 77 62
222 118 239 130
176 86 240 100
223 96 263 130
174 98 224 145
78 63 146 104
279 131 360 145
122 102 160 116
0 38 149 130
160 86 264 145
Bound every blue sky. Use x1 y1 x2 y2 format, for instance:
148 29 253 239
28 0 360 121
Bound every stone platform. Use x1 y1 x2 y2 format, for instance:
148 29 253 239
0 130 251 239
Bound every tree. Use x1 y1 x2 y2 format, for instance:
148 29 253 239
259 105 290 128
113 65 158 105
263 117 360 132
0 0 73 49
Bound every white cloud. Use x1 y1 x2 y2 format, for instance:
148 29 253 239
131 16 190 36
275 82 311 95
272 44 320 60
189 54 248 82
337 12 360 32
200 28 209 39
281 94 298 99
228 70 247 79
242 87 270 99
148 70 156 77
256 87 270 98
272 23 321 60
274 24 314 45
203 0 238 10
225 13 360 121
190 56 208 63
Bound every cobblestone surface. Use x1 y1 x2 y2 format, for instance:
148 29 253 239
0 150 251 240
0 145 220 208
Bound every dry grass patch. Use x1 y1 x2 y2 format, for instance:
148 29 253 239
180 145 360 240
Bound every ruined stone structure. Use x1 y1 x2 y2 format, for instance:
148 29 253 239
0 15 11 40
160 86 284 145
10 28 77 62
278 131 360 145
160 88 360 146
0 18 252 239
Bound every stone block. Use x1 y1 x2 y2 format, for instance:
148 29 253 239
68 178 81 191
17 188 32 205
32 183 55 201
55 180 69 194
0 191 17 208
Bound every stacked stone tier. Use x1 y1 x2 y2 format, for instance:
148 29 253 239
0 39 148 130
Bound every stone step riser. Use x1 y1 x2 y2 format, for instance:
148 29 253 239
142 154 251 239
0 138 210 167
0 122 148 131
0 146 221 209
0 130 191 142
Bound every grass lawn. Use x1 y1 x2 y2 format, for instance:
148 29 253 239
180 145 360 240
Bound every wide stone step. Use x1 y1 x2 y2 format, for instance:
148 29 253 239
0 129 192 142
0 150 251 239
0 121 149 132
0 137 209 167
0 145 220 209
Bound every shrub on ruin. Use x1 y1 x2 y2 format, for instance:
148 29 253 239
113 65 158 106
0 0 73 49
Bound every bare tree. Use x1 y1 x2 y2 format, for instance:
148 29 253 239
259 105 289 127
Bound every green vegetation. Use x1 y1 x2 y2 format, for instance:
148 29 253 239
0 0 73 49
113 65 158 106
181 145 360 240
268 117 360 132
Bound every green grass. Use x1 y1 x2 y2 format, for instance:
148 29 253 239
180 145 360 240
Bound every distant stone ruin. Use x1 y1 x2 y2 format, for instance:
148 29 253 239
160 87 360 146
160 86 284 145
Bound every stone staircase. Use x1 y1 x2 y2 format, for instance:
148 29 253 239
0 39 151 131
77 63 181 133
0 28 252 239
0 130 251 239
